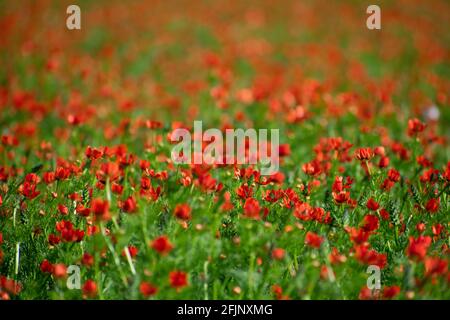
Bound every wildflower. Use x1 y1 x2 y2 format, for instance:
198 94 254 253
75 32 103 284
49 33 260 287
379 208 390 220
81 253 94 267
407 118 426 136
48 234 61 246
122 245 139 258
359 287 378 300
354 244 387 268
85 146 103 160
366 198 379 211
82 279 97 298
424 257 448 277
332 187 350 204
278 144 291 157
302 160 321 176
140 282 158 297
416 222 426 233
55 166 70 180
57 204 68 216
362 214 379 232
174 203 191 220
271 248 285 260
243 198 260 219
40 259 54 273
111 182 123 194
236 184 253 199
329 247 346 264
383 286 400 299
91 198 110 221
151 236 173 255
355 147 374 161
305 232 323 249
347 227 370 244
387 168 400 182
407 236 432 260
42 172 55 184
431 223 443 236
122 196 137 213
378 156 390 168
169 271 188 289
425 198 440 213
52 264 67 278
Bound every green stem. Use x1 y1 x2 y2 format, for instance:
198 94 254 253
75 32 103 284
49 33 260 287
15 242 20 275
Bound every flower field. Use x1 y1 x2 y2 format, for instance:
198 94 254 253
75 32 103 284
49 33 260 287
0 0 449 300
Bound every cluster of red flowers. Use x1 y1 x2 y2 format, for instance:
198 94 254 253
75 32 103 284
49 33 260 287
48 220 84 245
0 0 448 301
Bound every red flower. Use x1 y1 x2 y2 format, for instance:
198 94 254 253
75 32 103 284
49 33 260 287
362 214 379 232
407 235 432 260
380 178 394 191
52 263 67 278
40 259 54 273
354 244 387 268
378 156 390 168
424 257 448 277
91 198 110 221
347 227 370 244
122 245 139 258
0 276 22 295
169 271 188 289
332 176 352 192
366 198 379 211
82 279 97 298
425 198 440 213
355 148 374 161
111 182 123 195
174 203 191 220
82 253 94 267
122 196 137 213
359 287 378 300
416 222 426 233
278 144 291 157
48 234 61 246
271 248 285 260
0 194 2 206
140 282 158 297
236 184 253 199
305 231 323 249
43 172 55 184
387 168 400 182
380 208 390 220
85 146 104 160
243 198 261 219
407 118 426 136
57 204 68 216
329 247 346 265
151 236 173 255
55 166 70 180
18 181 40 199
76 203 91 217
332 190 350 204
302 160 322 176
417 156 432 168
383 286 400 299
432 223 443 236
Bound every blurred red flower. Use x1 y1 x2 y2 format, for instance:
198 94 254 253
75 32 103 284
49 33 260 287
305 232 323 249
169 271 188 289
174 203 191 220
140 281 158 297
151 236 173 255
